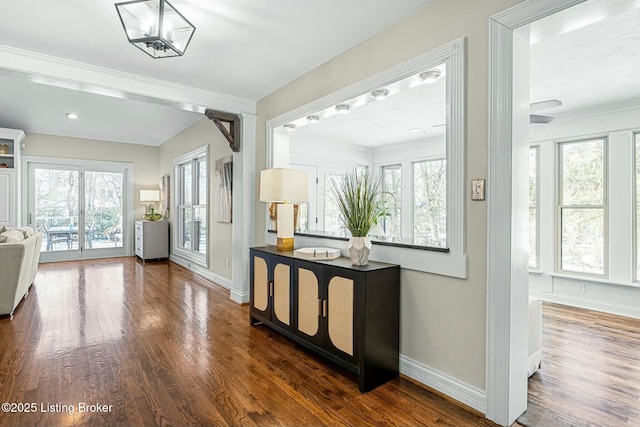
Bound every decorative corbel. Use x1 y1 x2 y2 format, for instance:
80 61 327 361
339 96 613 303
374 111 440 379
204 108 242 152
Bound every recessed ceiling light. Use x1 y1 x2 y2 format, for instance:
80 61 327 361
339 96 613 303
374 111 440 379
335 104 351 114
409 128 425 133
371 89 390 100
283 123 297 131
418 70 441 83
65 112 79 120
306 115 320 123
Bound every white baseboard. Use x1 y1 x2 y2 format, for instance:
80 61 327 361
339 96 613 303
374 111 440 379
400 354 486 414
169 255 232 290
230 289 249 304
530 291 640 320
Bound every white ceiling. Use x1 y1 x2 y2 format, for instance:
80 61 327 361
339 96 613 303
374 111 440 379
1 0 639 147
529 0 640 120
277 0 640 149
0 0 432 145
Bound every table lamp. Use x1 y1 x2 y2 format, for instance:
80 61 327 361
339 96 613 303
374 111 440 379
260 168 309 251
140 189 160 216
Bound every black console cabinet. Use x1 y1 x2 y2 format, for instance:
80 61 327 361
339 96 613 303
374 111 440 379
250 246 400 392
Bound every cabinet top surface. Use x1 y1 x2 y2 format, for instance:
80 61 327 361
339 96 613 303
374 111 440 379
251 246 399 271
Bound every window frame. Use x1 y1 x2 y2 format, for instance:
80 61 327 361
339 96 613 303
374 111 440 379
381 164 402 239
173 145 209 267
555 137 608 277
634 132 640 282
265 37 467 278
529 145 540 270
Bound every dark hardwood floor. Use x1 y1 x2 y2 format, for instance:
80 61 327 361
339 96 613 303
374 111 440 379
518 302 640 427
0 258 495 427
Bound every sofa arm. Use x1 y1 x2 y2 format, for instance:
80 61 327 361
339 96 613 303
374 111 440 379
0 244 28 316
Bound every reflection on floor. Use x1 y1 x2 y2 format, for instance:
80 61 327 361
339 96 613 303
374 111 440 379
517 302 640 427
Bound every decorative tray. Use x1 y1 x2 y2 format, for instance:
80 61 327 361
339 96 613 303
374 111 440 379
293 247 341 260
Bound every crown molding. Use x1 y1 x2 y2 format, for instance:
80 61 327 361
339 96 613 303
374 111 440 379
0 44 256 115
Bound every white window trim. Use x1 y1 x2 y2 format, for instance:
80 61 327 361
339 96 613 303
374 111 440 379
555 137 608 277
265 37 467 278
173 145 209 268
21 155 134 262
382 163 402 239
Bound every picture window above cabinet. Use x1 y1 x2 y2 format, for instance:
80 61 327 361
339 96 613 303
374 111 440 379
266 37 466 253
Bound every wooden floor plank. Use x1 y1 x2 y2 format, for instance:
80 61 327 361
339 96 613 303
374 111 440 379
0 257 496 427
519 302 640 427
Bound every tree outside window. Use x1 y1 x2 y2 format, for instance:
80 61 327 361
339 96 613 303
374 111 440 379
558 138 606 275
413 159 446 247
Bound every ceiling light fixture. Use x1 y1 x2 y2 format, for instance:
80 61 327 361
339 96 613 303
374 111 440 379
418 70 441 83
283 124 297 131
335 104 351 114
306 115 320 123
408 127 424 133
115 0 196 59
65 112 79 120
371 89 390 100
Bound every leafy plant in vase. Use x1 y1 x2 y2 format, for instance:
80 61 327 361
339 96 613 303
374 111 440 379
144 206 163 221
329 169 388 265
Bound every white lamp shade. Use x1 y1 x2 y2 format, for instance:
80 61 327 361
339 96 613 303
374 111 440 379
259 168 309 203
140 189 160 202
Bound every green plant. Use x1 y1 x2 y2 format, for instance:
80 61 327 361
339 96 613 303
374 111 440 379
329 169 388 237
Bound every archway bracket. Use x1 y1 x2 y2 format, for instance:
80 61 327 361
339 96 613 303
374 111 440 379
205 108 241 152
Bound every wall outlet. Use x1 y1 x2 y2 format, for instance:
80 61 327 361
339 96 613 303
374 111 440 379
577 282 586 293
225 258 230 268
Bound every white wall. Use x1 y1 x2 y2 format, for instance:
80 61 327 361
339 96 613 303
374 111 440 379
530 107 640 319
256 0 523 411
158 117 234 285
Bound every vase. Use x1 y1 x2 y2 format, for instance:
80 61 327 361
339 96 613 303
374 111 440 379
348 236 372 266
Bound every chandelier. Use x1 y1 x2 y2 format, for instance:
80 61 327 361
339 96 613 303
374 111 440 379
115 0 196 58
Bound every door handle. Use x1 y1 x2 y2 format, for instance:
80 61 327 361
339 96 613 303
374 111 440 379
322 299 327 318
269 280 274 297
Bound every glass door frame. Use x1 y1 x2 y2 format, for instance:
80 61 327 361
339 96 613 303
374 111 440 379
23 156 134 262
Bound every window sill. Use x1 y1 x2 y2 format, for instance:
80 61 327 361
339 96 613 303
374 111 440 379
265 231 467 278
549 272 640 289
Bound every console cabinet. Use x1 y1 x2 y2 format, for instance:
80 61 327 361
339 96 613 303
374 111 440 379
250 246 400 392
250 249 294 331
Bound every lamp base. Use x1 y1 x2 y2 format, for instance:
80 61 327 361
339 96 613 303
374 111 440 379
277 237 294 251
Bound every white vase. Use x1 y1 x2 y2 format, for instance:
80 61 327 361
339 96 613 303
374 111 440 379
348 236 372 266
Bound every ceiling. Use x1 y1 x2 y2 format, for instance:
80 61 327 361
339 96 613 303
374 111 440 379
1 0 639 147
0 0 431 145
275 0 640 149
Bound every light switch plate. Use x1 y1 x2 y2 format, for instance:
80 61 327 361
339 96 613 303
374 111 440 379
471 179 485 201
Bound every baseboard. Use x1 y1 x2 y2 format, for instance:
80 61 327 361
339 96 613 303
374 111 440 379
530 291 640 320
169 255 232 290
400 354 486 414
230 289 249 304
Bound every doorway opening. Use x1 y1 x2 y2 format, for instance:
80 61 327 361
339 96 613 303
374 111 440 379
25 157 133 262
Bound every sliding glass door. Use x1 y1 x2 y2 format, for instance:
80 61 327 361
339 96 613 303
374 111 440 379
26 159 133 262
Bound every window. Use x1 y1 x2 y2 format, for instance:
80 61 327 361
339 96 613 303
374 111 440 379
413 159 446 247
558 138 606 275
529 146 539 269
382 165 401 239
324 174 343 233
175 146 208 266
636 133 640 280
